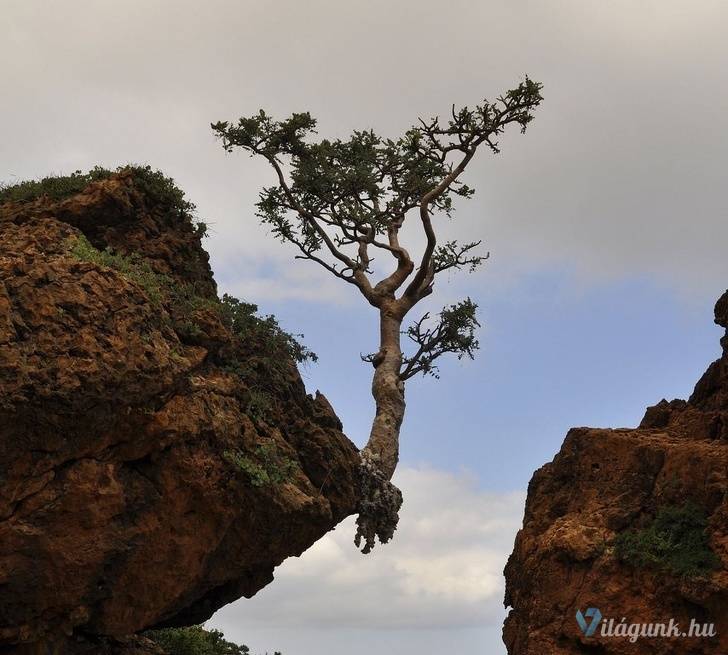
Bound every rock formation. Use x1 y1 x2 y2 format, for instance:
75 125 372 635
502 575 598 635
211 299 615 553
504 292 728 654
0 170 361 653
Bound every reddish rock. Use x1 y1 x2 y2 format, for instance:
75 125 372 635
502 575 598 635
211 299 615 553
504 291 728 654
0 171 360 652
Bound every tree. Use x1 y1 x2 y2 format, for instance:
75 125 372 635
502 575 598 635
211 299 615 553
212 78 543 553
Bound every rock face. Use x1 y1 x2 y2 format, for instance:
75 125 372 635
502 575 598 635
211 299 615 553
504 292 728 654
0 171 360 652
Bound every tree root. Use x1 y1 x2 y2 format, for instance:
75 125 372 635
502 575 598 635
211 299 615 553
354 451 403 554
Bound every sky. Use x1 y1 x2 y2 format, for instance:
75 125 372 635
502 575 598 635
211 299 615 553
3 1 728 653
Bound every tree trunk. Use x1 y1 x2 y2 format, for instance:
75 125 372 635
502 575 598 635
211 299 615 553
361 307 405 480
355 301 407 553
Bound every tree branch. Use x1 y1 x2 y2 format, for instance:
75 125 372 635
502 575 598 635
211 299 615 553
404 147 478 299
262 153 378 305
399 299 480 380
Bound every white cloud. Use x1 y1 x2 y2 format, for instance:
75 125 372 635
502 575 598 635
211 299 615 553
209 467 525 634
216 258 352 305
4 0 728 303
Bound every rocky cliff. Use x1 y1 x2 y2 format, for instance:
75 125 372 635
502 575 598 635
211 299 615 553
0 168 360 653
504 292 728 654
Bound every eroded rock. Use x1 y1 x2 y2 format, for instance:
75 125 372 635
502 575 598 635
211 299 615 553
0 170 360 651
504 291 728 654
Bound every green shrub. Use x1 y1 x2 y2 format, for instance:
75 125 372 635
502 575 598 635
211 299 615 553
0 166 113 204
223 442 298 487
614 502 720 577
218 294 317 366
0 164 207 234
145 625 281 655
122 164 196 219
194 221 209 238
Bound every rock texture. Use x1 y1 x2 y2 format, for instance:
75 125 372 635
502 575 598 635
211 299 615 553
0 171 360 652
504 291 728 654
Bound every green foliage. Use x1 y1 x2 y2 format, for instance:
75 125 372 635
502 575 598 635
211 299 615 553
0 164 208 235
614 502 721 577
432 240 488 274
0 166 113 204
213 111 465 246
70 234 167 306
211 79 542 253
125 164 197 218
194 220 209 238
398 298 481 380
244 389 273 421
145 625 281 655
1 165 172 210
218 294 317 366
67 236 314 368
223 442 297 487
165 281 225 340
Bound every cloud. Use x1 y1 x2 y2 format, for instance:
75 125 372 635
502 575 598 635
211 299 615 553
3 0 728 303
209 467 525 632
214 254 353 305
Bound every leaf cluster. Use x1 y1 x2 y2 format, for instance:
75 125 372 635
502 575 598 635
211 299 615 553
1 165 188 212
0 166 112 204
218 294 317 366
212 78 542 237
399 299 481 379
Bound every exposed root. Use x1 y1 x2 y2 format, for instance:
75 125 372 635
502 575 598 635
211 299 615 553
354 451 403 554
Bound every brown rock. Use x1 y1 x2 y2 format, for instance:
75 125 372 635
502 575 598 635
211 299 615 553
504 291 728 654
0 171 360 652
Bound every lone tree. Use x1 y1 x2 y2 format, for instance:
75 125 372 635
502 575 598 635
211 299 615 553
212 78 543 552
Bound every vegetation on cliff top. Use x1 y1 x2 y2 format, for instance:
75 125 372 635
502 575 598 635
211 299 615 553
67 221 316 372
2 163 190 210
614 502 720 577
0 164 209 237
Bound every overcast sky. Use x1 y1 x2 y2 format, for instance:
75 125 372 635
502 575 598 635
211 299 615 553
3 2 728 653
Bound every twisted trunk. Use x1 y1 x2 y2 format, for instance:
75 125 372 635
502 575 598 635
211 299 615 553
354 302 408 552
361 309 406 480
